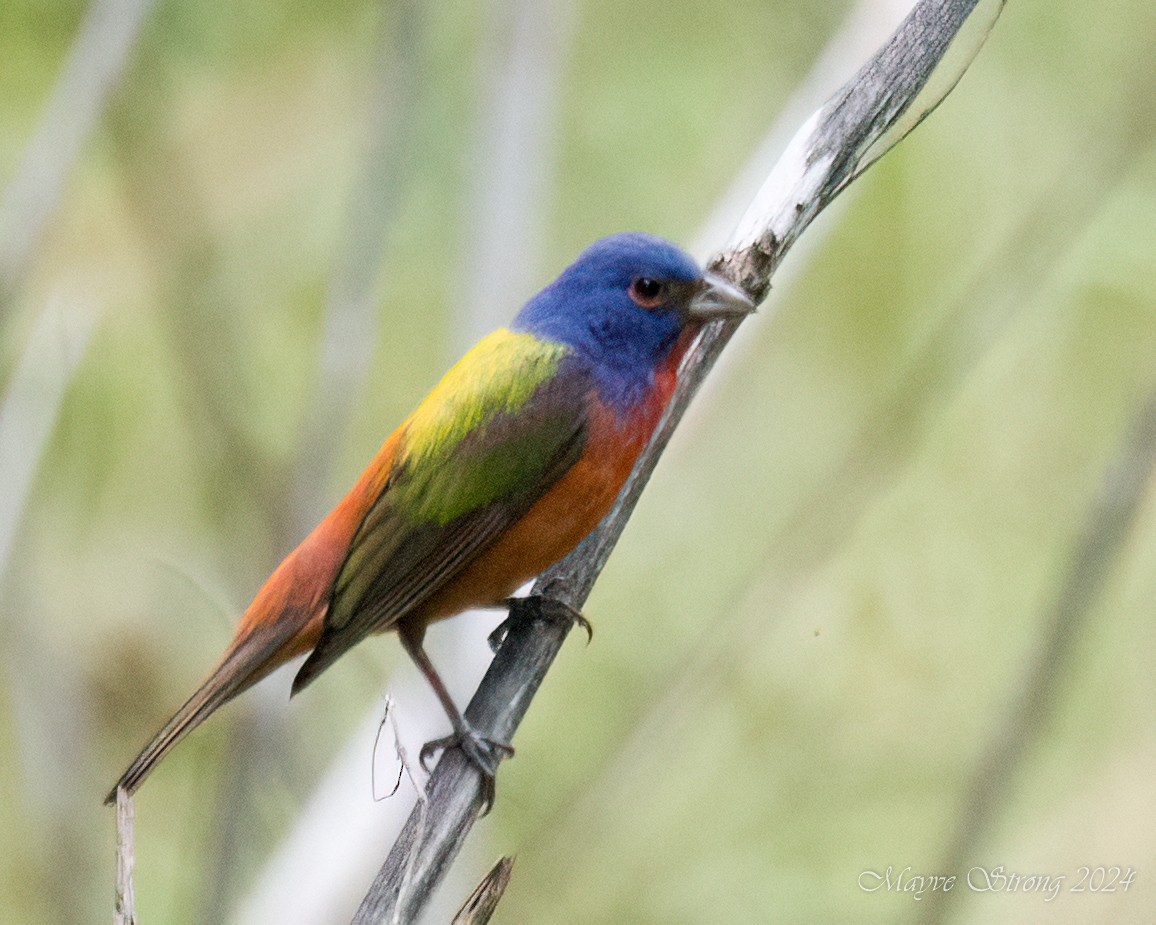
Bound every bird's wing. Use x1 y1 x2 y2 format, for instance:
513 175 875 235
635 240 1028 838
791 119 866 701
292 329 588 693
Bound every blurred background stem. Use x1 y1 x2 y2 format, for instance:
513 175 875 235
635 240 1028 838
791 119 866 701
0 0 155 302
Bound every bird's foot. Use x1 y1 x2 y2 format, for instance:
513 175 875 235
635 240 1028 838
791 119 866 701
420 724 514 814
488 591 592 653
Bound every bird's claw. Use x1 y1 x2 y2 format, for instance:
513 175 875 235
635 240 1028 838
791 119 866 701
419 726 514 815
488 594 592 653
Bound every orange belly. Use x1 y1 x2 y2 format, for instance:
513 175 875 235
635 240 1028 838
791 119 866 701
413 419 637 621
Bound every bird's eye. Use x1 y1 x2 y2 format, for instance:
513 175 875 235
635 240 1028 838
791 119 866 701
629 277 666 309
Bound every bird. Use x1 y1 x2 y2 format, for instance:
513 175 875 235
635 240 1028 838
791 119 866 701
106 232 753 805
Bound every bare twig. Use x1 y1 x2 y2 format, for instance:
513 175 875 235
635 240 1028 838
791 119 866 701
353 1 1005 921
115 787 136 925
451 857 514 925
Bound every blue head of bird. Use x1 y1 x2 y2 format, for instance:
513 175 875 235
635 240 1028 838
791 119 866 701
512 232 753 409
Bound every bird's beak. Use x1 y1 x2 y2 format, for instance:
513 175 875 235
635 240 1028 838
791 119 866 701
686 272 756 320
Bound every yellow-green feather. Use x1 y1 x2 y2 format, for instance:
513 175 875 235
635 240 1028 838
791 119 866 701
394 328 571 525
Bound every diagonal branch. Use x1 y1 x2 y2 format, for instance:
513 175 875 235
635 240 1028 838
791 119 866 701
353 1 1005 921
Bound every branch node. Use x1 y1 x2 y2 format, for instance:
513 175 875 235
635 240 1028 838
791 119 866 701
709 228 777 304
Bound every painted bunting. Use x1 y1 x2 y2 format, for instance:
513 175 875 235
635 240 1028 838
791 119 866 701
107 232 753 803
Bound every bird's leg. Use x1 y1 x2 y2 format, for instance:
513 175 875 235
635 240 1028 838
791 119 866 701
398 622 512 813
487 588 592 654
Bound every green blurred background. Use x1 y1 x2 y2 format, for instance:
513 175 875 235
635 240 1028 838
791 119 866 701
1 0 1154 922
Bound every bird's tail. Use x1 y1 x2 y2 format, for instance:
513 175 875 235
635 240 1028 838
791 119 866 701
104 622 311 805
